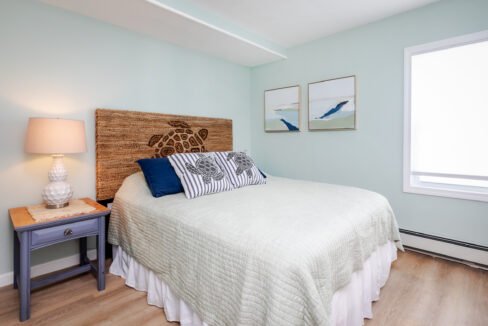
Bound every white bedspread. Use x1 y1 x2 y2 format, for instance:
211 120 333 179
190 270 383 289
108 173 402 326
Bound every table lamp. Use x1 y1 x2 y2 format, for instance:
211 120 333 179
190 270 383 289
25 118 87 209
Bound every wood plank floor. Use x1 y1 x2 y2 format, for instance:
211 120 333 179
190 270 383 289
0 250 487 325
366 250 488 326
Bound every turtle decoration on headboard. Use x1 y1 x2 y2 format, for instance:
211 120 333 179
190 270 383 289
95 109 232 201
148 121 209 157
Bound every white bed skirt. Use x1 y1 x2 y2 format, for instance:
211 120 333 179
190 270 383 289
110 241 397 326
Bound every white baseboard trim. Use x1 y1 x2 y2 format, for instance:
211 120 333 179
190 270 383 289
401 233 488 267
0 249 97 288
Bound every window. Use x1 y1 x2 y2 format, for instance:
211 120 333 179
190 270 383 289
404 31 488 202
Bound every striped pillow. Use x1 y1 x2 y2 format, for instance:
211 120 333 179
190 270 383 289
168 152 234 199
214 151 266 188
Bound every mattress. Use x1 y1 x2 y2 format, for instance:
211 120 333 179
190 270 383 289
108 172 403 326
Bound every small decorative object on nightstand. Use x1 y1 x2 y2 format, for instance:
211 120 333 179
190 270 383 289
25 118 87 209
9 198 110 321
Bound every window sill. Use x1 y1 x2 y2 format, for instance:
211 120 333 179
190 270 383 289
403 184 488 203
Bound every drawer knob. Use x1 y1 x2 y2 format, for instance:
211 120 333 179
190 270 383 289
64 228 73 236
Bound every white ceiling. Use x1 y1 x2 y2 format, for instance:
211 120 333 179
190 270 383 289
40 0 285 66
40 0 438 66
189 0 439 47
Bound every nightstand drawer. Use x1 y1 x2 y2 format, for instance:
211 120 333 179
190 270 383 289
31 219 98 248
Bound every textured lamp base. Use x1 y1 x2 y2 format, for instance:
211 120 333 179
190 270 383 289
42 155 73 209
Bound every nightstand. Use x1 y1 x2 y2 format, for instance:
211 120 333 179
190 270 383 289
9 198 111 321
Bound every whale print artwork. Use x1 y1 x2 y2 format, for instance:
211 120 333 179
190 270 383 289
308 76 356 130
264 85 300 132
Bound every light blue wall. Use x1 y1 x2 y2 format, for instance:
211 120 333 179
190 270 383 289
250 0 488 246
0 0 251 274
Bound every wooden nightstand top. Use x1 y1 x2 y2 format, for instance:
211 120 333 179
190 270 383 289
9 198 110 231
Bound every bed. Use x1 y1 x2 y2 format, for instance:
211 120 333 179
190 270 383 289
96 109 403 326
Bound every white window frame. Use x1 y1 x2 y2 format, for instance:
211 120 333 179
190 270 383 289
403 30 488 203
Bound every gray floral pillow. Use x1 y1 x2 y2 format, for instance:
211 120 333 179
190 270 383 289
168 152 234 199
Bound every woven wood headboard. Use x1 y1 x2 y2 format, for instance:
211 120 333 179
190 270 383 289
95 109 233 201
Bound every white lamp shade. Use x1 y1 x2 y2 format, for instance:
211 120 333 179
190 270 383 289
25 118 87 154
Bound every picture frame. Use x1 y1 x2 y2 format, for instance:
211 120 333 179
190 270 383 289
264 85 301 132
308 76 356 130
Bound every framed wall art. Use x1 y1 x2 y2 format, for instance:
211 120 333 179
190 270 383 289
308 76 356 130
264 85 300 132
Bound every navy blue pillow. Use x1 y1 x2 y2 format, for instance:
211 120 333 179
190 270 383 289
137 158 184 198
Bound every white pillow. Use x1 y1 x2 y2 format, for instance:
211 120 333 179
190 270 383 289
214 151 266 188
168 152 234 199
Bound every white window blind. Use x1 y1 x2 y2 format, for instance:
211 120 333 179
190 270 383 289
404 31 488 202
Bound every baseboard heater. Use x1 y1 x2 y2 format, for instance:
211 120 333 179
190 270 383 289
399 228 488 269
